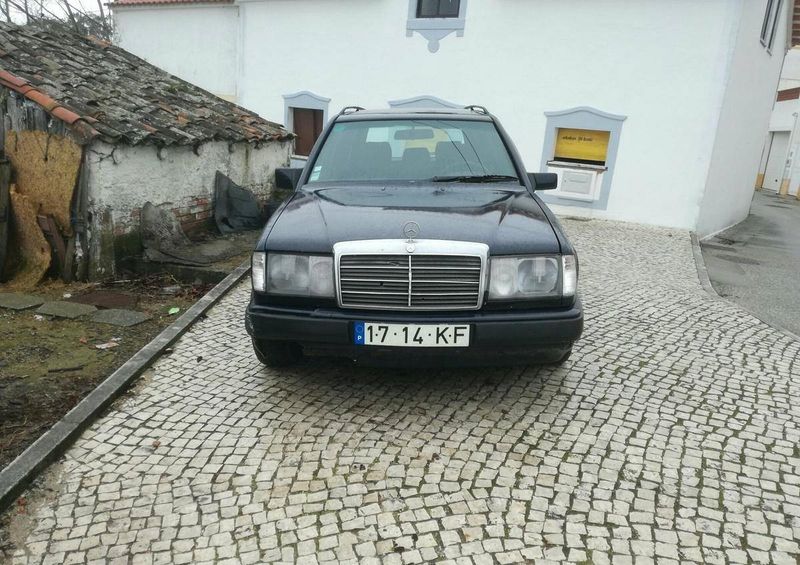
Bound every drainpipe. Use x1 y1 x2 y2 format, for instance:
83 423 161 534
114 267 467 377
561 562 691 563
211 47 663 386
780 111 800 196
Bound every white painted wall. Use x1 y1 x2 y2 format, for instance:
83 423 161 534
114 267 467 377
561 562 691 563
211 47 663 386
85 139 291 277
763 97 800 195
769 98 798 132
763 131 791 190
114 4 239 100
696 0 788 237
112 0 789 233
789 140 800 196
778 47 800 89
777 114 800 196
235 0 740 230
764 46 800 196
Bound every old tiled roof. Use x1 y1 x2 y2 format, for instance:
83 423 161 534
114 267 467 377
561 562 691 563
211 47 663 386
111 0 231 5
0 23 291 146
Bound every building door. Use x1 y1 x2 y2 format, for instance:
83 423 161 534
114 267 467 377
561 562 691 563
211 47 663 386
292 108 324 156
763 131 790 191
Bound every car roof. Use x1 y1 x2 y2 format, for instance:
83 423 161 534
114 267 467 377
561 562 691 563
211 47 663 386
335 107 493 122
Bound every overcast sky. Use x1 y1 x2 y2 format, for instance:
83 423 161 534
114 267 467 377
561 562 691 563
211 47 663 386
10 0 102 23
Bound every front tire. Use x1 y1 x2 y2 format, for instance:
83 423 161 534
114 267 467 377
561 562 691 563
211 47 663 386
252 339 302 367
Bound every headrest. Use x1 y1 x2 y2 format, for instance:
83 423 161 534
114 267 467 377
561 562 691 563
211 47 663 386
402 147 431 162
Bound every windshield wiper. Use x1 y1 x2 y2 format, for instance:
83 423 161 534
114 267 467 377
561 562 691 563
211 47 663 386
431 174 519 183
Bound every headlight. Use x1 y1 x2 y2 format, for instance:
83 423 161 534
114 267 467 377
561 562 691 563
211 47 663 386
488 255 576 299
263 253 334 297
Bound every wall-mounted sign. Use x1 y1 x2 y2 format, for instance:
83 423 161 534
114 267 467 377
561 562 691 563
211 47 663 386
554 128 610 165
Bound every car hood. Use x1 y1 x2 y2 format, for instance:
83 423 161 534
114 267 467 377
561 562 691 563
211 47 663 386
262 184 561 255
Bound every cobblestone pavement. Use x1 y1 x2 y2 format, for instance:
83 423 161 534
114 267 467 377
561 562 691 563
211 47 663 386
3 219 800 565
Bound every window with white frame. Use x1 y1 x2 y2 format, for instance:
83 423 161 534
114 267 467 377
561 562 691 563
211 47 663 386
406 0 467 52
760 0 783 51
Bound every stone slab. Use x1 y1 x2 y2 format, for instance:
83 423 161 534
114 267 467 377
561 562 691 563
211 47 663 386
70 290 138 310
0 293 45 310
91 309 151 327
36 301 97 319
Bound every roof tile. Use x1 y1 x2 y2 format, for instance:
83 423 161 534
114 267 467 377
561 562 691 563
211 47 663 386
51 106 82 125
0 22 291 146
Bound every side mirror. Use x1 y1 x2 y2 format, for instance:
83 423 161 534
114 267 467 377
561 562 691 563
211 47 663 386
528 172 558 191
276 167 303 190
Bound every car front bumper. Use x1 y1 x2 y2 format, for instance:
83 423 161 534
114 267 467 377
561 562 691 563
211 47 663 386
245 298 583 364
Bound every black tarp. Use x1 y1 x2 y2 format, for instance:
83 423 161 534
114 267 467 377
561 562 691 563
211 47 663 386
213 171 264 234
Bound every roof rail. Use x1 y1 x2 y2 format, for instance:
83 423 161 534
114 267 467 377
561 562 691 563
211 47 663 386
339 106 365 115
464 105 489 115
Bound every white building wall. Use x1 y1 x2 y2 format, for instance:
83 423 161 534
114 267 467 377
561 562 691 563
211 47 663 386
764 48 800 196
236 0 739 230
110 0 791 232
696 0 789 237
771 104 800 196
769 98 798 132
789 136 800 196
85 139 291 277
778 46 800 90
114 5 239 100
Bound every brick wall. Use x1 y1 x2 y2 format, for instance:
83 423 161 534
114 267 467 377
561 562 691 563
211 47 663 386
110 200 214 239
172 196 213 238
113 197 219 239
112 193 274 241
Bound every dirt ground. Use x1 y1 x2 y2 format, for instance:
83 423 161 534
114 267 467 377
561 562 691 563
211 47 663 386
0 275 213 470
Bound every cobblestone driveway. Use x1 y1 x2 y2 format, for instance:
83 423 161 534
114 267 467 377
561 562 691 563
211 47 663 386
3 220 800 565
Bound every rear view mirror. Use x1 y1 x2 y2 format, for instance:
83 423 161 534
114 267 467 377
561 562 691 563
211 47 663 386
528 172 558 190
276 168 303 190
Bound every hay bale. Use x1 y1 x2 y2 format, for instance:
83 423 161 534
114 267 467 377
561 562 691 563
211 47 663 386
1 185 51 290
5 130 82 237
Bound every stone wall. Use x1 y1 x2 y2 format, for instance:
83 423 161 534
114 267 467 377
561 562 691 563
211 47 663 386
85 138 292 278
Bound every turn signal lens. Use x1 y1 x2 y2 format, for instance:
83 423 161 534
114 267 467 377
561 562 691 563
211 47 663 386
252 252 266 292
562 255 577 297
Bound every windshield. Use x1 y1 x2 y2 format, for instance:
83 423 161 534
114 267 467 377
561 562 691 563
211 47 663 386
307 119 520 184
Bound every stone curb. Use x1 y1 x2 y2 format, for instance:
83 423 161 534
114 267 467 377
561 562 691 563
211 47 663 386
689 232 718 296
689 232 800 343
0 261 251 514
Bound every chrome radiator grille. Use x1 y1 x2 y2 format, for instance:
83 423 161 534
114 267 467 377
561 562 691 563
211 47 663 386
336 244 486 310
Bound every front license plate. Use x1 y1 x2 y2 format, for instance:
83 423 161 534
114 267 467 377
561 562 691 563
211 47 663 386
354 322 470 347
